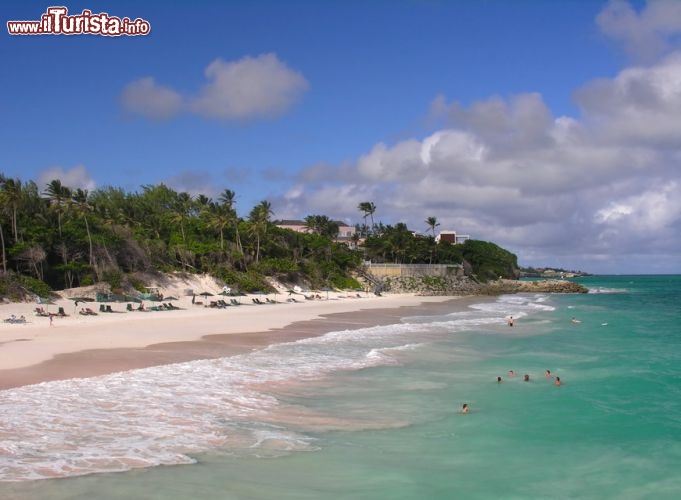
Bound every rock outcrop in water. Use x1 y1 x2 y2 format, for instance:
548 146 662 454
479 279 589 295
380 276 588 296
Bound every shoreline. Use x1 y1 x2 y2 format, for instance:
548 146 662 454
0 294 488 390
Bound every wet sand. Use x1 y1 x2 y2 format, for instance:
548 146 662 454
0 296 485 390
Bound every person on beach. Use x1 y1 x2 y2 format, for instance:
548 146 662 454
497 376 502 383
49 314 53 327
461 403 469 414
523 374 530 382
555 377 562 386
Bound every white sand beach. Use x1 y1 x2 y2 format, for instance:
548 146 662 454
0 274 458 387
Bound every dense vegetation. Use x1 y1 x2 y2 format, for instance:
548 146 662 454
0 173 518 299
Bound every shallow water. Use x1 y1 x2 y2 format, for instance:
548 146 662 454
1 275 680 499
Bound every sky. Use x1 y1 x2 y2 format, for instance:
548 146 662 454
2 0 680 274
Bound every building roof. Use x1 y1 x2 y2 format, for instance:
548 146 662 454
274 219 351 227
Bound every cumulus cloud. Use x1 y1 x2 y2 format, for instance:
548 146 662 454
282 51 681 272
37 165 96 192
121 54 308 121
190 54 309 120
595 181 681 232
597 0 681 62
575 51 681 146
120 77 183 120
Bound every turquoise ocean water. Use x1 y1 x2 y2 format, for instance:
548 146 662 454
1 275 680 499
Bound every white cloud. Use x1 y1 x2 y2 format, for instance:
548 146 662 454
576 52 681 147
121 53 308 121
120 77 183 120
190 53 309 120
356 140 423 181
283 52 681 273
37 165 96 192
596 0 681 62
595 181 681 231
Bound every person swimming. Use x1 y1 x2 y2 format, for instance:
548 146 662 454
497 376 502 383
545 369 553 378
555 377 562 386
462 403 469 414
507 316 514 327
523 374 530 382
508 370 515 377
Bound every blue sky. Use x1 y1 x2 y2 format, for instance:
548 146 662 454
3 0 680 273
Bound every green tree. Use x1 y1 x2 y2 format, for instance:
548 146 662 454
248 200 273 264
425 216 440 264
206 203 231 251
425 216 440 237
0 176 23 243
304 215 339 239
170 192 194 245
218 189 244 259
43 179 72 238
71 188 94 268
357 201 376 236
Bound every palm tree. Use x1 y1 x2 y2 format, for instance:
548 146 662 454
425 216 440 237
248 200 274 264
218 189 236 209
218 189 243 258
0 175 7 271
171 192 193 245
305 215 339 239
196 194 211 208
43 179 72 238
72 188 94 267
425 216 440 264
206 203 231 251
0 212 6 273
367 202 376 230
0 176 23 243
358 201 376 237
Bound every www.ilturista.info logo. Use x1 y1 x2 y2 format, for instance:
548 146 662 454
7 6 150 36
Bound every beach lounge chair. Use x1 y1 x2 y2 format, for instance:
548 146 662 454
106 305 113 313
230 299 240 306
4 315 27 324
34 307 50 317
100 304 106 313
57 307 68 317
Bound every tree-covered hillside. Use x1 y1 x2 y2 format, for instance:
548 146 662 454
0 174 519 298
